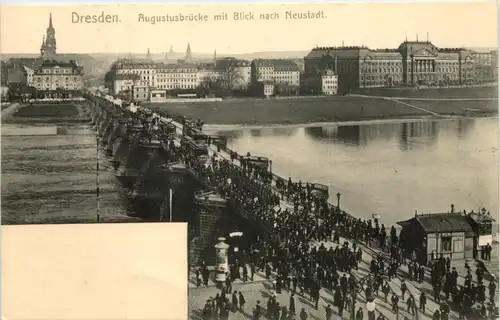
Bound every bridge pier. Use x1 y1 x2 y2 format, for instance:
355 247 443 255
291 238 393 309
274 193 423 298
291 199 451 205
192 192 229 266
106 118 129 156
157 162 188 222
98 111 112 137
93 108 105 131
115 127 153 189
125 138 164 218
111 122 144 170
101 115 118 145
90 102 100 125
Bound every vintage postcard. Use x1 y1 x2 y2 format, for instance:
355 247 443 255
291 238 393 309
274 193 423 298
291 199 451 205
0 2 498 320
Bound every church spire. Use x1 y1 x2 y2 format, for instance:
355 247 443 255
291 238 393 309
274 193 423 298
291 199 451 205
185 43 192 61
42 13 56 60
213 49 217 65
147 48 151 60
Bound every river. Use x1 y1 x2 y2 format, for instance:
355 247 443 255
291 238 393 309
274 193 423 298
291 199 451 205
2 117 497 227
1 125 135 224
207 117 498 225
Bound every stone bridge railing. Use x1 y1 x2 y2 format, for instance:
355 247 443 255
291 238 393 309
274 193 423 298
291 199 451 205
87 92 344 240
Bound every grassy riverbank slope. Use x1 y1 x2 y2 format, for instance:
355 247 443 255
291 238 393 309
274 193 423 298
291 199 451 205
2 103 91 124
353 85 498 99
153 94 498 125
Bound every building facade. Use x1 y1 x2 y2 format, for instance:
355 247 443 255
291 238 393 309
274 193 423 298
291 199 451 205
106 52 252 98
301 69 338 95
398 212 475 265
305 40 498 91
251 59 301 87
33 60 84 92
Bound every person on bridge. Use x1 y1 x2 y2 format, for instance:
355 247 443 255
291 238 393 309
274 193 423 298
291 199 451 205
419 291 427 313
324 304 333 320
356 306 364 320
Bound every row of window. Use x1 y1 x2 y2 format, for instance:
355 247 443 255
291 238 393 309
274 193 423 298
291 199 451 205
35 84 82 89
156 78 198 83
156 84 198 89
35 76 80 82
323 80 337 84
42 68 77 74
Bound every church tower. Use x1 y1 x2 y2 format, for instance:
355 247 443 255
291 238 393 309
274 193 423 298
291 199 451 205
185 43 192 62
40 13 57 60
147 48 152 61
213 49 217 66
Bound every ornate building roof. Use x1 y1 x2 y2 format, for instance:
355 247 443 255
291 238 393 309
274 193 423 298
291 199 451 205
252 59 300 71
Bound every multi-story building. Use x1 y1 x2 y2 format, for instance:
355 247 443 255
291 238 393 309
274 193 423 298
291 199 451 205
305 40 498 91
109 73 140 95
251 59 301 87
471 51 497 83
33 60 84 93
215 57 251 89
301 69 338 95
111 59 157 87
23 66 35 86
106 46 253 99
155 62 199 91
492 51 498 81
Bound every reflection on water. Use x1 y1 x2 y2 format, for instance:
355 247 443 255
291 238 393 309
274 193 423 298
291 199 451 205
218 118 498 224
1 127 132 224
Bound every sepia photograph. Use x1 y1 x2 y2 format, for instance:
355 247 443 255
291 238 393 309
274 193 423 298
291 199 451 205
0 2 498 319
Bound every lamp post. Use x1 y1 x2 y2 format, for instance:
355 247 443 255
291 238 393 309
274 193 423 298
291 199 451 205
336 192 341 211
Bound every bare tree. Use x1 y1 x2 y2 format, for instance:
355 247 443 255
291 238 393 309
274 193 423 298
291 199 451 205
217 64 243 90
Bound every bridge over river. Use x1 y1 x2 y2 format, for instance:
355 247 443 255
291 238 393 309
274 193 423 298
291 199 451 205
86 92 357 267
86 92 498 320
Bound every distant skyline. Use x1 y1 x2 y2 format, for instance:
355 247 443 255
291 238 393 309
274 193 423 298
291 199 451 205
1 2 497 54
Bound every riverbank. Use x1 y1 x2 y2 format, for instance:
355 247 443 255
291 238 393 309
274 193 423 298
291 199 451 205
155 95 498 125
2 102 91 124
353 85 498 99
202 115 499 131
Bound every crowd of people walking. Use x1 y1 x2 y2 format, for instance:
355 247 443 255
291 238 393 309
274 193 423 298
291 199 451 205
111 105 498 320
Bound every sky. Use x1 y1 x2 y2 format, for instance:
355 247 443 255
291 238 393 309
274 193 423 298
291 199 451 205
0 2 498 54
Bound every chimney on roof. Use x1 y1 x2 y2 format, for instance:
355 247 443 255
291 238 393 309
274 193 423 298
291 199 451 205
451 204 455 213
416 34 418 42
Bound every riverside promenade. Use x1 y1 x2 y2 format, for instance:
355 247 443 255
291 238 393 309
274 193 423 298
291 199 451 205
87 92 497 320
